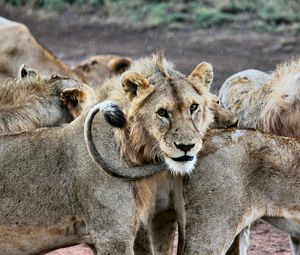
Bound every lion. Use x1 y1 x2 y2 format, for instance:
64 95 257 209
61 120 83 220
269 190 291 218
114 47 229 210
0 65 96 132
0 17 131 86
219 59 300 255
85 53 216 254
73 54 132 88
0 17 81 81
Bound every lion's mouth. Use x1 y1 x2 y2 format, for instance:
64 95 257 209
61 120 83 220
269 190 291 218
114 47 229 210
171 155 194 162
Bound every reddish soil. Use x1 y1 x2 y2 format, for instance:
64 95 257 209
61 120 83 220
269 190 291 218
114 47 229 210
249 221 290 255
0 5 299 255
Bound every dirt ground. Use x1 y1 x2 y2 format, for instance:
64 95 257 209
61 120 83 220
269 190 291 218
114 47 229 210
0 5 299 255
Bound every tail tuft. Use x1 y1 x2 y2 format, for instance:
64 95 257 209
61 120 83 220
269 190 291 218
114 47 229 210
100 100 126 128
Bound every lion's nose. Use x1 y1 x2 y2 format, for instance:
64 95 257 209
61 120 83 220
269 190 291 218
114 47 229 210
174 142 195 153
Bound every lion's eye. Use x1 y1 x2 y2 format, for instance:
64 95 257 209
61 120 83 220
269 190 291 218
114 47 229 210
157 109 169 118
190 103 199 113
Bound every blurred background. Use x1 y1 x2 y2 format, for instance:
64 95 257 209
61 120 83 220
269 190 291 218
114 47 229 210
0 0 299 254
1 0 300 92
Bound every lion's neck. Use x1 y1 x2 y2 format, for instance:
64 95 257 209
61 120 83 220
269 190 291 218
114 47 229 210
115 118 163 165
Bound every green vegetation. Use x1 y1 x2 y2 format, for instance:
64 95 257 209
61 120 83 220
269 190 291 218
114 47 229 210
1 0 300 32
194 6 234 28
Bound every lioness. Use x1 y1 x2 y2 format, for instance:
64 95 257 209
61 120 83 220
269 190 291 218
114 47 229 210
73 54 132 88
0 17 131 85
0 100 160 255
219 59 300 254
0 65 95 132
182 129 300 254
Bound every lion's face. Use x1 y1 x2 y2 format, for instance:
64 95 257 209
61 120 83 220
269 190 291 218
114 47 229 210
122 62 214 175
42 73 97 119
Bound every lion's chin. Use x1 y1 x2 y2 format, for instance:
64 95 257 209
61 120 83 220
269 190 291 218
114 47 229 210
165 156 197 176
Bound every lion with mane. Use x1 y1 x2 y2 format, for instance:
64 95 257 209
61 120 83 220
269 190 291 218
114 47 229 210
83 52 215 254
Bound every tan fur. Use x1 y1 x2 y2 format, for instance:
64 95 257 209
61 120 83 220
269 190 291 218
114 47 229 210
0 18 82 81
183 129 300 254
0 107 141 255
0 66 94 132
219 59 300 137
0 18 131 86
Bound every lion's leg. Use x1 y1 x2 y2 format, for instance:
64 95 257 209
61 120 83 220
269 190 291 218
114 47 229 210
134 214 177 255
149 209 177 255
92 236 135 255
289 236 300 255
134 224 152 255
134 175 181 255
226 226 250 255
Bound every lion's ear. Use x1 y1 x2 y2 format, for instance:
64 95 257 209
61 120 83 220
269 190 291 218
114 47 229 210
107 57 132 74
60 88 87 107
19 64 38 78
121 71 150 101
188 62 213 90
